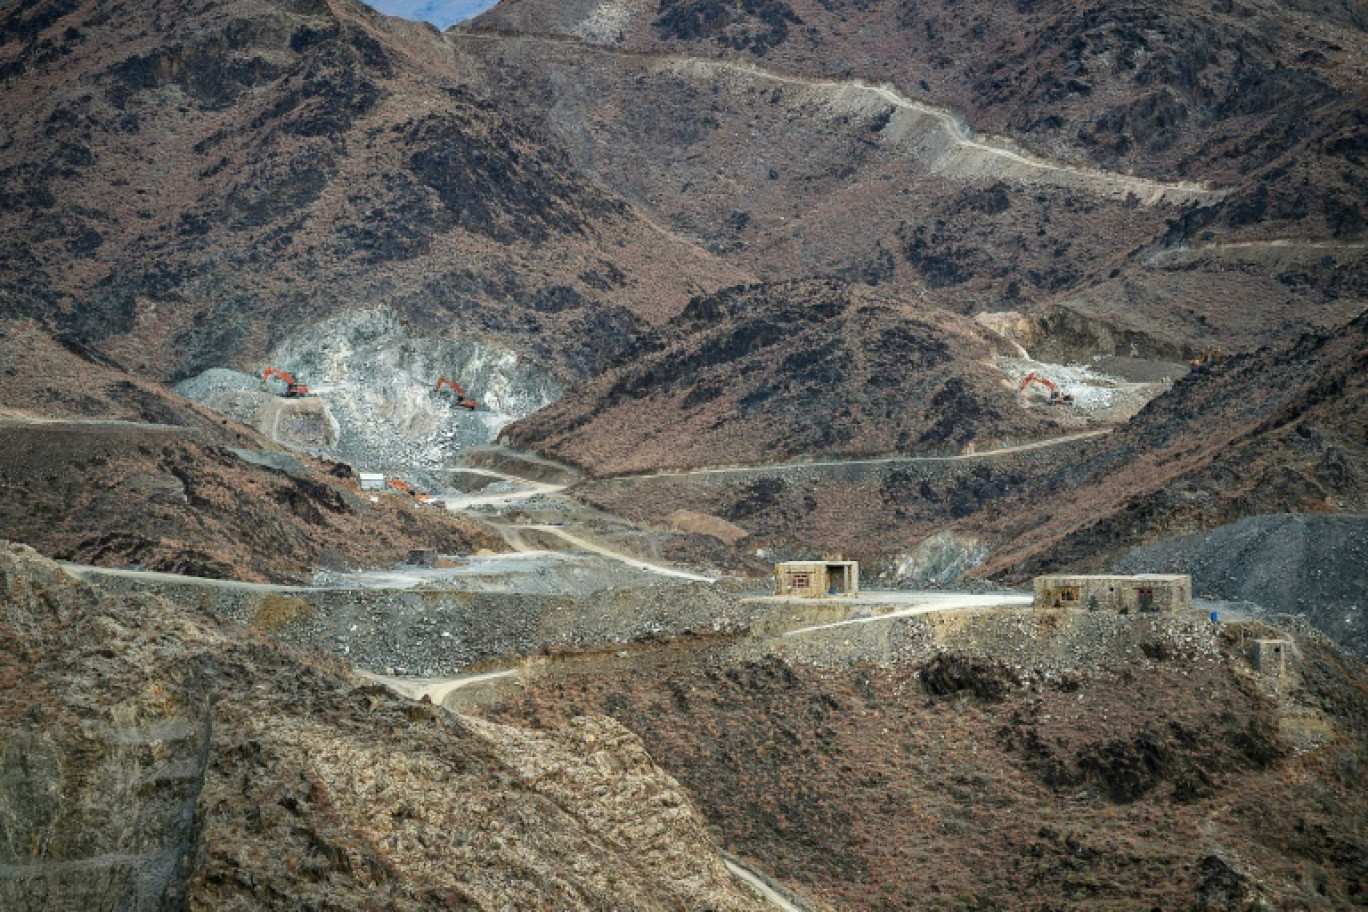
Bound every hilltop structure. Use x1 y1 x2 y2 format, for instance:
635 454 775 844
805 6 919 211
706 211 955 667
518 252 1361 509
774 560 860 598
1034 574 1192 612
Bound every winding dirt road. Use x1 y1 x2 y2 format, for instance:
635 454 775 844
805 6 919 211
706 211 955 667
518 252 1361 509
356 668 518 704
599 429 1111 480
431 467 567 510
723 854 814 912
520 524 715 582
451 28 1221 207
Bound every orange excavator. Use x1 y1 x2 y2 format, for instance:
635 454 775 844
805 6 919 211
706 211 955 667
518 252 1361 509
433 376 478 411
261 366 310 398
1019 372 1075 406
387 478 431 501
1188 348 1225 369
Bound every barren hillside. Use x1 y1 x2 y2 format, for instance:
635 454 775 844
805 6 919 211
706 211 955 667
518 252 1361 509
0 318 500 581
574 307 1368 577
506 278 1068 474
970 306 1368 578
0 543 772 911
483 612 1368 911
477 0 1367 225
467 0 1368 355
0 0 747 382
1 0 1365 595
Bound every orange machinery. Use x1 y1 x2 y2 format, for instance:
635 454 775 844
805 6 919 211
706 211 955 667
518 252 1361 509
433 376 478 410
261 366 310 398
387 478 431 501
1019 372 1075 405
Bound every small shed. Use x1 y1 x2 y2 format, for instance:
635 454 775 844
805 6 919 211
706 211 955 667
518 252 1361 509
359 472 386 491
1033 574 1191 612
774 561 859 598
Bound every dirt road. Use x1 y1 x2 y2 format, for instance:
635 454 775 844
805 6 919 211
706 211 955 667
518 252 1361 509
451 29 1220 207
60 563 301 593
601 429 1111 480
776 591 1034 637
521 524 716 582
431 467 567 510
356 668 518 704
723 854 815 912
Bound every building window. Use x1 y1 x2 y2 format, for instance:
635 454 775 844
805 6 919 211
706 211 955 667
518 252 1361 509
1059 586 1080 603
790 572 811 589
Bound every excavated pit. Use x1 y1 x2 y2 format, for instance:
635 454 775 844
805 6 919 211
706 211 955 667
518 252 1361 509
176 307 562 480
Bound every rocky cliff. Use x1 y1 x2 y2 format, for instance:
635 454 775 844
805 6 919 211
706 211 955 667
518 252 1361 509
484 606 1368 911
0 542 773 911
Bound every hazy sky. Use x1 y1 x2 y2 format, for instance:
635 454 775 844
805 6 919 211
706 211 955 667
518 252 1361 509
362 1 500 30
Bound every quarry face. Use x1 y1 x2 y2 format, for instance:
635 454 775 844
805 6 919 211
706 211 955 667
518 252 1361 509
176 307 563 476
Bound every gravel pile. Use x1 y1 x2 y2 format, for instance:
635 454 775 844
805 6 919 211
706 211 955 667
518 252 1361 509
1112 513 1368 657
75 570 764 677
742 606 1224 675
173 367 260 400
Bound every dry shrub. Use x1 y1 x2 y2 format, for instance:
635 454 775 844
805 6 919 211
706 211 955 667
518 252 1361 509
251 594 313 631
920 653 1019 701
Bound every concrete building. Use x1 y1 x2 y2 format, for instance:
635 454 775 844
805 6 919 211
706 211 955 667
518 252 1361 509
359 472 386 491
1252 638 1292 676
774 561 860 598
1033 574 1191 612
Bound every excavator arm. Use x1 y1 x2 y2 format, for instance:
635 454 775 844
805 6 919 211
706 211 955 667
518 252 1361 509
433 376 478 410
262 366 310 398
1018 372 1074 405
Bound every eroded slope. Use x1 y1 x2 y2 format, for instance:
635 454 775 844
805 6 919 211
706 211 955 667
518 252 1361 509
482 614 1368 911
506 279 1064 474
468 0 1368 352
0 543 773 911
971 307 1368 579
0 318 500 581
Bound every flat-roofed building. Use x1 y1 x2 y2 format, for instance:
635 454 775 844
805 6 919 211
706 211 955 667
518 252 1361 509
774 561 860 598
1033 574 1191 612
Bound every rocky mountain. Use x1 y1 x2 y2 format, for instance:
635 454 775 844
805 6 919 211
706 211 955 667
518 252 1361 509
0 318 500 581
1 0 1364 586
506 278 1065 474
477 0 1367 237
485 606 1368 911
970 306 1368 578
0 0 746 385
0 543 774 911
575 305 1367 581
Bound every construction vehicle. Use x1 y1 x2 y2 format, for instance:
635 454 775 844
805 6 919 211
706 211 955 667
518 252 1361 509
261 366 310 398
1188 348 1225 369
1019 372 1075 405
387 478 431 501
1178 348 1226 383
433 376 478 411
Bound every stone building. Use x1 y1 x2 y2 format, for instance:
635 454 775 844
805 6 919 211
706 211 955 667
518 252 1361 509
1033 574 1191 612
774 561 860 598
